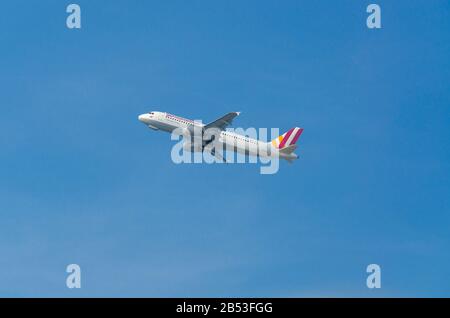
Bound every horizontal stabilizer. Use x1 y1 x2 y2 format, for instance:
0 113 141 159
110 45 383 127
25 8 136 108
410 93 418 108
279 144 297 154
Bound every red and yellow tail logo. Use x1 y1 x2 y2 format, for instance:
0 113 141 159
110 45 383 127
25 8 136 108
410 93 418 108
272 127 304 149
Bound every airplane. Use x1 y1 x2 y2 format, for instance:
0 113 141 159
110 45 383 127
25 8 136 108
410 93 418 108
138 111 303 163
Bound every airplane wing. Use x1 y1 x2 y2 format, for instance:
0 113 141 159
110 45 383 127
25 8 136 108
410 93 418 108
204 112 241 131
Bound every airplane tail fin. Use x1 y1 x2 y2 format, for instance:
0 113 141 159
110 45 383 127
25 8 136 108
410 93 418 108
271 127 304 149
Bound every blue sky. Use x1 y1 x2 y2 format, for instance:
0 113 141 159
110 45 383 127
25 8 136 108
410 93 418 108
0 0 449 297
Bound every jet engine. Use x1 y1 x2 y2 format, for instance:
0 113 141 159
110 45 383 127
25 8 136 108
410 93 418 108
183 141 203 152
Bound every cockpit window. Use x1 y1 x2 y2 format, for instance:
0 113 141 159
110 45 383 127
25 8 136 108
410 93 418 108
149 112 154 115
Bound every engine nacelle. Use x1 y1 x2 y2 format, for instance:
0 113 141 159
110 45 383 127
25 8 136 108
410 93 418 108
181 127 191 137
183 141 203 152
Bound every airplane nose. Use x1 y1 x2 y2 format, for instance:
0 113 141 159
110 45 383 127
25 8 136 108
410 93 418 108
138 114 146 122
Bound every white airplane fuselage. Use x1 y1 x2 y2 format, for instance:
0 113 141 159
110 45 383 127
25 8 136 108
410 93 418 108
138 111 299 161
